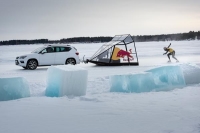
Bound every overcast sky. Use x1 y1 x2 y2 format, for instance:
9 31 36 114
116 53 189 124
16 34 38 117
0 0 200 40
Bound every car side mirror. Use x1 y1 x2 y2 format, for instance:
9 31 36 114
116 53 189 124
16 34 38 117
40 51 46 54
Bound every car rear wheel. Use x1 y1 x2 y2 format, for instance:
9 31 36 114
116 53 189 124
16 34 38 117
27 59 38 70
66 58 76 65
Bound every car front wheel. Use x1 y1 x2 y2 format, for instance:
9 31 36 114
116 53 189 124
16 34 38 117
27 59 38 70
66 58 76 65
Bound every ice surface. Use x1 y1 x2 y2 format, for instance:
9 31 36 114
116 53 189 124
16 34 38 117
1 42 200 133
0 77 30 101
45 65 88 97
110 65 186 93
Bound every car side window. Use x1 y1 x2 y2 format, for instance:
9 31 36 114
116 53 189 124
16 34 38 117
55 47 60 52
46 47 54 53
60 47 71 52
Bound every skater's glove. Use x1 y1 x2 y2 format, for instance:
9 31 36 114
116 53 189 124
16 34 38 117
163 53 166 55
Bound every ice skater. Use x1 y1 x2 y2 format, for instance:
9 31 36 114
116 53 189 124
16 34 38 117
163 43 179 62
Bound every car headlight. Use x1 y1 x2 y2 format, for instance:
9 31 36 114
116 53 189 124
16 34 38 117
19 56 27 59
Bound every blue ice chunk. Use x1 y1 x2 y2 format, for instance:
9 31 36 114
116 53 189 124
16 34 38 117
45 65 88 97
127 72 156 92
0 77 30 101
146 65 186 91
45 67 61 97
110 72 155 93
180 64 200 85
110 65 186 93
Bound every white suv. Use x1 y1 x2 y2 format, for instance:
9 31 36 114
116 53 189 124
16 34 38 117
15 44 80 70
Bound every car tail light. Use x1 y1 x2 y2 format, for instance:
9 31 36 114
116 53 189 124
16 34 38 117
75 52 79 55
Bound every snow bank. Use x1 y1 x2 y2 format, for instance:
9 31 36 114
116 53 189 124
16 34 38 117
45 65 88 97
110 64 200 93
0 77 30 101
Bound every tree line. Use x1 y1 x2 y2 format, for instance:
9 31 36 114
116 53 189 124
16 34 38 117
133 31 200 42
60 36 112 43
0 37 112 45
0 31 199 45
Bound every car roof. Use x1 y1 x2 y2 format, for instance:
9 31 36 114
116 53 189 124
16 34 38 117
44 44 72 47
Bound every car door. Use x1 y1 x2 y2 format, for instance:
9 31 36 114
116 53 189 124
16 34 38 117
54 47 71 64
39 47 56 65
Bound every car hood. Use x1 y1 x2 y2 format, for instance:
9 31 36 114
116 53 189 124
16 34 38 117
18 53 37 57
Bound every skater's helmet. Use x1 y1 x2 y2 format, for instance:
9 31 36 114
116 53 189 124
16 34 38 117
163 47 167 50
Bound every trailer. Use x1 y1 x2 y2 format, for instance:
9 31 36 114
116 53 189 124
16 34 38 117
85 34 139 66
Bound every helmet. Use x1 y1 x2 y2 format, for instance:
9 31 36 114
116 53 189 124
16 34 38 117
163 47 167 50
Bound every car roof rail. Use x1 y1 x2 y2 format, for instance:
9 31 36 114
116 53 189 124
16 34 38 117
43 44 51 46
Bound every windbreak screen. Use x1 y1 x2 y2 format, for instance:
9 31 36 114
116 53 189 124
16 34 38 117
124 35 133 44
90 41 120 60
110 45 130 64
126 42 138 63
109 42 138 64
112 35 129 41
90 47 114 63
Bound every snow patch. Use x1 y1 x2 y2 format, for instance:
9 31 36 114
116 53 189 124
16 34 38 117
79 96 101 102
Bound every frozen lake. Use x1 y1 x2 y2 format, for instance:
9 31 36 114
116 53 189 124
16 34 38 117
0 40 200 133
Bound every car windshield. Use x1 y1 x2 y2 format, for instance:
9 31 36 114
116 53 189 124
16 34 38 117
31 47 45 53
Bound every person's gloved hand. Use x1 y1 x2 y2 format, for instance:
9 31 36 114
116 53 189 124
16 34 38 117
163 53 166 55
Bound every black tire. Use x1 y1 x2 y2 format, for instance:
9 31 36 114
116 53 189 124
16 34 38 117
66 58 76 65
27 59 38 70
